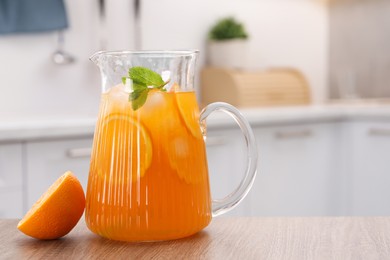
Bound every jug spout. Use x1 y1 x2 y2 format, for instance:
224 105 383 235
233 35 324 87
89 51 103 67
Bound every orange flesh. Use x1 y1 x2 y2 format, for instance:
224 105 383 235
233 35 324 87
85 86 211 241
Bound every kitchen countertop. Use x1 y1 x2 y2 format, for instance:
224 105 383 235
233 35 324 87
0 118 96 142
2 103 390 142
1 217 390 259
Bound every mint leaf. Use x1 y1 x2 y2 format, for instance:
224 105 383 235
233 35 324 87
125 66 170 110
122 77 127 85
132 81 147 91
129 89 143 101
129 67 165 87
129 88 149 111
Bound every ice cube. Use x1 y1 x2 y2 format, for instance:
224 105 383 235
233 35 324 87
142 91 165 112
107 84 128 101
124 78 132 93
161 70 171 82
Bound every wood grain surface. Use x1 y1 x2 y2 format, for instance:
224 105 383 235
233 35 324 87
1 217 390 259
201 67 311 108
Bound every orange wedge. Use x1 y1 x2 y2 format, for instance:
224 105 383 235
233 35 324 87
17 171 85 240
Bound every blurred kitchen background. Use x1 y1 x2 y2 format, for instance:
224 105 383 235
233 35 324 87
1 0 390 218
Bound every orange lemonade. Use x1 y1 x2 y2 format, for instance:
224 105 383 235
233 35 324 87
85 84 212 241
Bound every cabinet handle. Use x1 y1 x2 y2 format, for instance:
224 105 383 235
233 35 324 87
275 129 312 139
66 148 92 158
206 137 227 146
368 128 390 137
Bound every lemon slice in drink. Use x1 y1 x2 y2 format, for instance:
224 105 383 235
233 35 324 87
98 114 152 182
175 91 202 139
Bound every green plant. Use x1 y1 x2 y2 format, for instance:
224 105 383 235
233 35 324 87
208 17 248 41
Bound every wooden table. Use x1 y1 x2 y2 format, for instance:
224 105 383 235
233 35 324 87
1 217 390 259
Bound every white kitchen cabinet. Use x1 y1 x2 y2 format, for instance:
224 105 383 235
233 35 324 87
26 137 93 210
0 143 24 218
0 189 24 218
206 122 342 217
2 112 390 218
250 123 341 216
344 121 390 216
206 128 251 216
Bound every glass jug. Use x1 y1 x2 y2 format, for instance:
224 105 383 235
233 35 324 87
86 50 257 242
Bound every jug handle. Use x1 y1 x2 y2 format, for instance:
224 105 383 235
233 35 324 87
200 102 258 217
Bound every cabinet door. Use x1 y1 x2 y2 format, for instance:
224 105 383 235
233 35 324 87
206 128 252 216
0 143 24 218
251 123 340 216
26 137 93 209
346 122 390 215
0 189 24 218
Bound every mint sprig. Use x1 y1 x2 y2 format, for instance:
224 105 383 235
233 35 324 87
122 67 169 110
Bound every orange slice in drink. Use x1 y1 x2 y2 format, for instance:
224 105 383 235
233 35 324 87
170 91 207 184
169 82 180 92
17 171 85 240
139 90 206 184
175 91 202 139
98 114 152 182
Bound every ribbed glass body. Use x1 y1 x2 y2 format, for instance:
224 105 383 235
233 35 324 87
85 86 212 241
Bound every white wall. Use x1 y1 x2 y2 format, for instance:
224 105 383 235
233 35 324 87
0 0 328 121
0 0 100 120
141 0 329 103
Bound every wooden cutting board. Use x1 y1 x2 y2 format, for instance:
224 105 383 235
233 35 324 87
201 67 311 107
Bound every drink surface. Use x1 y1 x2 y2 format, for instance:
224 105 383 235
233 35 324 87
85 85 212 241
